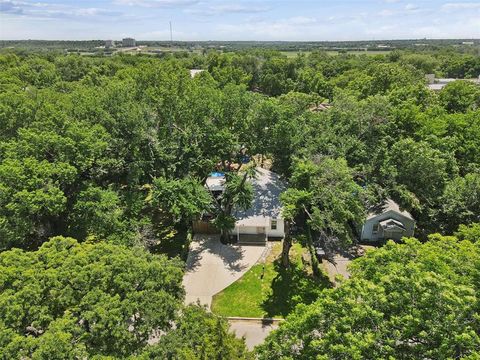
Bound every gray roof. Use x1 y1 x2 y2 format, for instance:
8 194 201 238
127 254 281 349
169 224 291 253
189 69 205 78
428 78 480 91
234 167 285 226
367 198 414 221
428 83 447 91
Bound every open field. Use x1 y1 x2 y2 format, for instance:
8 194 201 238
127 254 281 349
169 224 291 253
280 50 392 57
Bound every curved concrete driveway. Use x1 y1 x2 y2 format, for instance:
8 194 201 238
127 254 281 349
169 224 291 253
183 234 266 308
228 319 280 350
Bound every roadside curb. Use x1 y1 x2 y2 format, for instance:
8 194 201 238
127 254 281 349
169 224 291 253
227 316 284 323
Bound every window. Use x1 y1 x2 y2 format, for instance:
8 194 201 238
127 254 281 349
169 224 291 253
271 219 278 230
372 223 379 234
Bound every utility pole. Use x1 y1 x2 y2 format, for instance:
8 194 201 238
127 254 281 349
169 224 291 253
169 21 173 47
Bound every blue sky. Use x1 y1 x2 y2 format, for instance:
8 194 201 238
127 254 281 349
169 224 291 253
1 0 479 41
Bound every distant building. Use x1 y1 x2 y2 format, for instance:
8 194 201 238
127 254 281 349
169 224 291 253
122 38 136 47
425 73 435 84
426 74 480 91
361 198 415 243
462 41 474 45
189 69 205 78
105 40 115 49
309 103 332 112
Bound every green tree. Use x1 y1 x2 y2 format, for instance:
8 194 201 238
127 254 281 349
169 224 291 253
139 305 252 360
438 172 480 233
259 57 297 96
455 222 480 242
385 139 454 205
281 158 365 269
0 158 76 250
439 80 480 113
257 236 480 359
143 177 212 250
15 57 59 88
149 177 211 226
0 236 184 358
68 185 127 242
212 168 255 244
54 55 92 82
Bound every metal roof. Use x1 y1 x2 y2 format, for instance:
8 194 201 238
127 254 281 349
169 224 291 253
189 69 205 78
234 167 285 226
205 175 225 192
367 198 414 221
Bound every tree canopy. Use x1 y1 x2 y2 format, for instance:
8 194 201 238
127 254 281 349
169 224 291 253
0 236 184 357
0 48 479 250
257 234 480 359
0 45 479 358
0 236 250 359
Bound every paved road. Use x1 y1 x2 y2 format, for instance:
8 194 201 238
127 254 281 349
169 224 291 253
228 319 280 350
323 245 373 286
324 255 352 284
182 234 266 308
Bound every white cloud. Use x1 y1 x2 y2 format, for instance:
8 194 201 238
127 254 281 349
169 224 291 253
405 3 419 11
378 8 394 16
377 3 422 17
216 16 328 41
324 12 369 23
0 1 24 14
185 2 271 16
288 16 317 25
2 0 480 41
138 28 195 40
114 0 198 7
441 2 480 11
210 3 270 13
0 0 122 18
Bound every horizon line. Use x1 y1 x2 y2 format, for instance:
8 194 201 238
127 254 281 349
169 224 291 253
1 37 479 43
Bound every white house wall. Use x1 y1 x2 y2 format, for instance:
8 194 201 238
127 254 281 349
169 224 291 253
267 219 285 238
234 218 285 238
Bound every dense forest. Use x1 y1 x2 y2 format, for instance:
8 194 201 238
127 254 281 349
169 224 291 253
0 47 479 358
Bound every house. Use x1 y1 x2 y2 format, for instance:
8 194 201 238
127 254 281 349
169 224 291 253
202 167 285 244
361 198 415 243
309 103 332 112
233 167 285 243
189 69 205 78
426 74 480 91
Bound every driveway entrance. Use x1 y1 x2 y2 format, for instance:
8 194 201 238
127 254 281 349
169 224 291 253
183 234 266 308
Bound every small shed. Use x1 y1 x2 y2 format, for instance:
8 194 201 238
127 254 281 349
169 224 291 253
361 198 415 242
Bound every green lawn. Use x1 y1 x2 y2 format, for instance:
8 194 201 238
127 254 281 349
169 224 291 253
211 242 331 318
